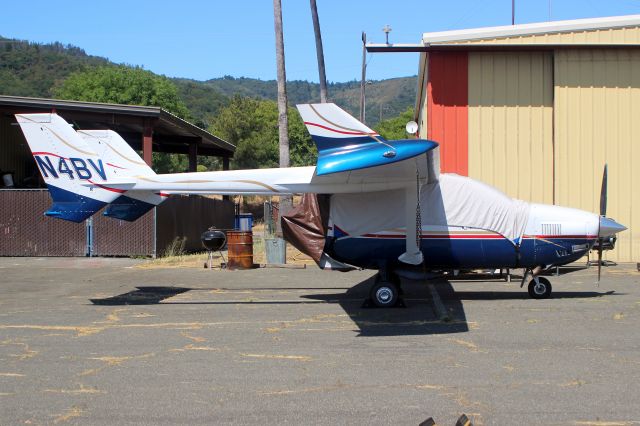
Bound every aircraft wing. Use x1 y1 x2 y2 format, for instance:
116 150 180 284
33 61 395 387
109 103 439 194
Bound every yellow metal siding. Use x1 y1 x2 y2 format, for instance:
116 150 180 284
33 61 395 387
554 49 640 262
445 25 640 45
468 51 554 204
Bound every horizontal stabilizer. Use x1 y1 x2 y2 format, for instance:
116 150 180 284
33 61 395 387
103 195 156 221
45 184 108 223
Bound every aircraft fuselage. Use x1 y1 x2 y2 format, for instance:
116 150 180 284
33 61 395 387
326 203 603 271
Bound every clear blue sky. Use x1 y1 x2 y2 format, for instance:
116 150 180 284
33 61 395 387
2 0 639 83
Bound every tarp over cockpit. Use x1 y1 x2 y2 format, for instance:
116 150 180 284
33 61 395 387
330 173 531 244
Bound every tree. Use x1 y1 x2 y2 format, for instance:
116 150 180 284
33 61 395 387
208 96 315 170
54 65 190 119
374 107 415 140
53 65 191 172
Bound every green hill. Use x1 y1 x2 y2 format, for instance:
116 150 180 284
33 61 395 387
0 36 417 126
0 37 109 97
174 76 417 126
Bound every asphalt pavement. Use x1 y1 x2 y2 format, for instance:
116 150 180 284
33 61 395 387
0 257 638 425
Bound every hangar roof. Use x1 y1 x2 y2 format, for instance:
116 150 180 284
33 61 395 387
367 14 640 52
422 14 640 44
0 95 234 157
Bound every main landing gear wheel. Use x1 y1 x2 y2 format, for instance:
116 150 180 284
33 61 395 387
528 277 552 299
370 280 399 308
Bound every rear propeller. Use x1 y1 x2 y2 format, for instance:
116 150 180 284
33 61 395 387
597 164 608 282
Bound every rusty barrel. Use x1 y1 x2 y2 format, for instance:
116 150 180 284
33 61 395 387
226 231 254 270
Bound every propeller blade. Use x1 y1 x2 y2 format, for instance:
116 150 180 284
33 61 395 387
599 164 608 217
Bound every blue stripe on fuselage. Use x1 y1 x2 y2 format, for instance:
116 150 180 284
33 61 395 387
326 235 595 270
328 235 517 270
520 237 595 267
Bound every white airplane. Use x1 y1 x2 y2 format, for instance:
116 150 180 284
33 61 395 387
15 104 626 306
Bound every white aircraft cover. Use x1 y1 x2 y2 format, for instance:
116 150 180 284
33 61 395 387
330 173 531 243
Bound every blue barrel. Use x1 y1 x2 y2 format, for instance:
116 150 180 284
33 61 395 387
235 213 253 231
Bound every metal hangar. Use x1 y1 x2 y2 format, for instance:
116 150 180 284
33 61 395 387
369 15 640 263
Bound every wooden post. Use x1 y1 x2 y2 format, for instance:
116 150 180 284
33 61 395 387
142 121 153 167
188 143 198 172
222 156 230 201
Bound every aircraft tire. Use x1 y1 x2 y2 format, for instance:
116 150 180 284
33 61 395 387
528 277 552 299
370 280 399 308
389 272 403 295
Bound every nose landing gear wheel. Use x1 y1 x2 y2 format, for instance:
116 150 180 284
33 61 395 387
369 280 399 308
528 277 552 299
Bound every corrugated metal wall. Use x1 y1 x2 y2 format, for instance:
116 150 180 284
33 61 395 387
427 51 469 175
468 51 554 204
554 49 640 262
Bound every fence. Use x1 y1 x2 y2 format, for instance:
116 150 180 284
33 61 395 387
0 190 233 257
156 196 234 254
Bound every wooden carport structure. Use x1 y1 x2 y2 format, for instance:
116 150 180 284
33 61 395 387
0 95 234 182
0 96 236 257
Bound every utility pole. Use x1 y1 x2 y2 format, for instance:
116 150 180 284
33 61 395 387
360 32 366 123
273 0 292 234
310 0 328 103
273 0 289 170
512 0 515 25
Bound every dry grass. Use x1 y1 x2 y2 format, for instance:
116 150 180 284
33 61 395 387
136 222 314 270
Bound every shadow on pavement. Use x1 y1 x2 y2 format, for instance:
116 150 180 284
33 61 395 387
432 282 618 301
89 279 618 335
442 290 618 301
90 286 190 305
303 275 469 337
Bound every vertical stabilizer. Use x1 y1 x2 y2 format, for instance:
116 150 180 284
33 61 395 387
77 130 167 221
296 103 383 152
